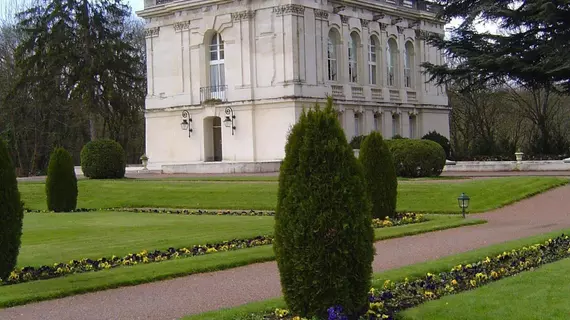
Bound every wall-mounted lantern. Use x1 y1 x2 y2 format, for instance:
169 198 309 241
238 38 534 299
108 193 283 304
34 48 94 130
224 106 236 135
180 110 192 138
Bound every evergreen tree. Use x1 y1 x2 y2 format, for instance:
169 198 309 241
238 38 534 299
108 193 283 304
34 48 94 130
424 0 570 92
0 138 24 280
274 97 375 318
13 0 144 141
359 132 398 219
46 147 78 212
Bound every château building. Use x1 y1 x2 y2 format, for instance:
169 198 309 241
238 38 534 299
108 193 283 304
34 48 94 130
137 0 450 172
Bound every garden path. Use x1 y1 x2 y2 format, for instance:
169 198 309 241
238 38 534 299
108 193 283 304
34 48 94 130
2 183 570 320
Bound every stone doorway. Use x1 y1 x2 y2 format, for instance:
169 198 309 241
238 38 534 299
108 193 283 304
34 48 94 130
203 117 222 162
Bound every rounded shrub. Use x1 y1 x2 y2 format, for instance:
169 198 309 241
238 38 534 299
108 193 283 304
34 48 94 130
274 98 374 318
46 147 78 212
80 139 126 179
422 130 451 159
0 139 24 280
386 139 446 178
359 132 398 219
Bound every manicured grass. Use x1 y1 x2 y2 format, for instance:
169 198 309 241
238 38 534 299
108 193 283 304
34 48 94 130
183 228 570 320
0 215 481 308
18 211 274 267
400 258 570 320
18 177 568 213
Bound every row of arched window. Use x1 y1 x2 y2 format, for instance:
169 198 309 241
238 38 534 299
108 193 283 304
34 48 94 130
327 29 415 89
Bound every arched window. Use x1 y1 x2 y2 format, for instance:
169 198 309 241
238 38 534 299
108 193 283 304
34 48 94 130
386 38 398 87
209 32 225 96
348 32 360 83
368 36 379 85
404 41 415 88
327 29 340 81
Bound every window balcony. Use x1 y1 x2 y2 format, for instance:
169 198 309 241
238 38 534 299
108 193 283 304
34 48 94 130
200 85 228 104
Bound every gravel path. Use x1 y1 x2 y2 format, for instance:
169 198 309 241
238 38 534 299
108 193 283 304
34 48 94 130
2 184 570 320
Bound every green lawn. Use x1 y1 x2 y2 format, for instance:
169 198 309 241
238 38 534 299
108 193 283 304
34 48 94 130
401 258 570 320
18 211 274 267
18 177 568 213
184 228 570 320
0 215 482 308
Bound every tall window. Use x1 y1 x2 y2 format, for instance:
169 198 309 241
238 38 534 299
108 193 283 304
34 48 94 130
387 38 398 87
327 30 339 81
409 115 417 138
368 36 378 85
373 113 381 132
348 32 359 83
209 32 225 93
392 113 399 137
354 112 360 136
404 41 414 88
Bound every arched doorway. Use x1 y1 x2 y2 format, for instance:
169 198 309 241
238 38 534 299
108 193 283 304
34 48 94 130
204 117 222 162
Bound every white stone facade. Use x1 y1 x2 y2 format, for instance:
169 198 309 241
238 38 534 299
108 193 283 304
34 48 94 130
138 0 450 167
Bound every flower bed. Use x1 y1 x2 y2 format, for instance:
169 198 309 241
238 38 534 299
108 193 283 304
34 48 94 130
265 235 570 320
3 213 426 286
24 208 427 228
24 207 277 216
0 236 273 286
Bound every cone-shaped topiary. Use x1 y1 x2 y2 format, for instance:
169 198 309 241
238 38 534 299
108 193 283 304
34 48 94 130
359 131 398 219
274 97 375 318
80 139 126 179
0 139 24 280
46 147 78 212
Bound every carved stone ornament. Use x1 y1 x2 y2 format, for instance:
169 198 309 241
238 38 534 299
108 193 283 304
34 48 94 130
379 23 388 31
397 26 405 34
273 4 305 16
145 27 160 38
340 15 349 24
231 10 255 21
415 29 430 40
360 19 370 28
314 9 329 20
174 21 191 32
391 16 403 25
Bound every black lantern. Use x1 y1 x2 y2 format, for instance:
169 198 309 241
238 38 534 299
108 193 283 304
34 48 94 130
224 106 236 135
457 193 470 218
180 110 192 138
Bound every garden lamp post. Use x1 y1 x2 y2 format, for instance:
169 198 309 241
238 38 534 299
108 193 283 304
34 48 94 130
457 193 470 218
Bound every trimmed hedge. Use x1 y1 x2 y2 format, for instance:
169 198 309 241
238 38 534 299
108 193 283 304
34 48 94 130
422 131 451 159
46 147 78 212
80 139 126 179
386 139 446 178
360 132 398 219
274 98 374 318
0 139 24 280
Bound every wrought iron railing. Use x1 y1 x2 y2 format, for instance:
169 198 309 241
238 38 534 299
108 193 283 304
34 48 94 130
200 85 228 104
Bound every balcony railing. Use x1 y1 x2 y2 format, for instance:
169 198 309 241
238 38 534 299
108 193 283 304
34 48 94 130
200 85 228 104
331 85 345 99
